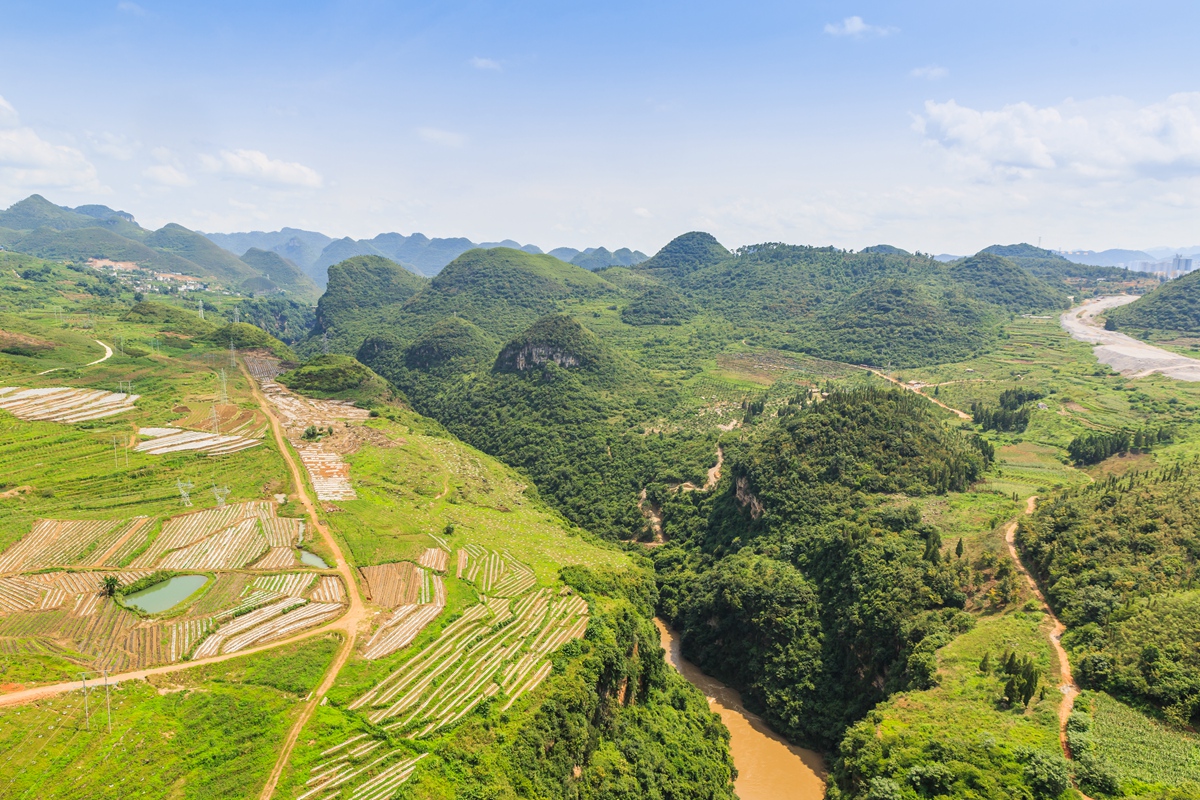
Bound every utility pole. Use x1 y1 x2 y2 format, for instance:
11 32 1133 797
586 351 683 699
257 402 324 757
103 669 112 733
79 673 90 730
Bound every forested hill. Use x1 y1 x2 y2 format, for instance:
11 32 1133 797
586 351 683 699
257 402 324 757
1018 467 1200 728
654 388 990 747
311 234 1078 369
1105 269 1200 332
979 242 1133 284
0 194 320 301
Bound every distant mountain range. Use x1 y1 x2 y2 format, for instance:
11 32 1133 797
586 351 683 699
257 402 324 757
0 195 322 301
201 228 649 286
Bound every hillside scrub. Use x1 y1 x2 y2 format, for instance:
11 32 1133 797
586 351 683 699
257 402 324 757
1018 465 1200 725
654 388 987 747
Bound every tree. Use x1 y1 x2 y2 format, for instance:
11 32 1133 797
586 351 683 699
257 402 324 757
1022 751 1070 798
100 575 121 597
979 651 991 674
955 538 964 558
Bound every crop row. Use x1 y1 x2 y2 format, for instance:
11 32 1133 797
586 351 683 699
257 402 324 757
0 519 119 573
192 596 342 658
132 501 273 567
253 547 299 569
417 547 448 573
299 751 428 800
0 386 139 423
253 573 315 597
342 588 588 741
361 575 446 660
456 545 536 597
309 576 345 604
133 427 261 456
157 518 269 571
360 562 421 608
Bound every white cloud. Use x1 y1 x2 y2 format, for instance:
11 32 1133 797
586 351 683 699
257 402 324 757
823 16 897 38
0 94 100 191
916 93 1200 181
200 148 323 188
0 96 17 128
417 127 467 148
117 1 146 15
469 57 501 71
910 65 948 80
632 207 652 218
143 164 192 187
88 131 138 160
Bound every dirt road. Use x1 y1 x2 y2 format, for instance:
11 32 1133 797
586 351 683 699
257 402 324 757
242 360 367 800
1062 295 1200 381
862 367 972 419
1003 496 1093 800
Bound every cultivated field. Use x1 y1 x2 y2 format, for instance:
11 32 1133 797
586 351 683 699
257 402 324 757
0 386 138 423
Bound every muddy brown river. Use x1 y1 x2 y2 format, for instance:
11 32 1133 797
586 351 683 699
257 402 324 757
655 619 827 799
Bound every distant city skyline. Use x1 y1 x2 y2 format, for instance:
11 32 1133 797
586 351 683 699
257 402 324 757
2 1 1200 255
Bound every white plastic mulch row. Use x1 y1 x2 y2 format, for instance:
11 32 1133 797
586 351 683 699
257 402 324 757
130 500 284 571
336 584 587 746
0 387 139 423
309 576 345 603
253 547 300 569
295 445 356 501
417 547 448 573
0 519 118 573
362 574 446 660
157 518 268 571
299 751 428 800
253 573 315 597
134 427 260 456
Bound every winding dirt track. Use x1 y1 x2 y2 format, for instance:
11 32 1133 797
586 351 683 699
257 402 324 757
862 367 972 419
1004 497 1095 799
38 338 113 375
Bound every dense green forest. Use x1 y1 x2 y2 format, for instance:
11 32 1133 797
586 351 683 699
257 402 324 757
1018 466 1200 726
653 389 988 747
1106 270 1200 332
358 312 716 539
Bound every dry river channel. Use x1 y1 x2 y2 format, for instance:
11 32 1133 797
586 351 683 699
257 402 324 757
1061 294 1200 380
655 619 827 799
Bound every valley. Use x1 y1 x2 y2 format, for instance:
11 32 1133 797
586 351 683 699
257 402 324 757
0 223 1199 800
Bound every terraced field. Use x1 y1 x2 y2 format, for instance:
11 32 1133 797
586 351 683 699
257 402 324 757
0 387 139 423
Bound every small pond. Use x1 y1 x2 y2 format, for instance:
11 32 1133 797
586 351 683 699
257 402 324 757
300 550 330 568
123 574 208 614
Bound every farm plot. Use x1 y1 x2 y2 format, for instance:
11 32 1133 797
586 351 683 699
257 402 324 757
417 547 448 573
251 368 368 501
309 576 345 603
344 588 588 741
295 590 585 800
0 517 154 573
171 403 267 439
295 445 356 501
192 597 342 658
131 500 304 571
360 562 422 608
134 427 261 456
362 574 446 660
0 386 138 423
455 545 536 596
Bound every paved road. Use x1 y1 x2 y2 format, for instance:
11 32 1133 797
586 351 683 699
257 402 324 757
1062 295 1200 381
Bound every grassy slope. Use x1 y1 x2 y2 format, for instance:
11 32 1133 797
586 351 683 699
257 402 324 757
0 636 339 799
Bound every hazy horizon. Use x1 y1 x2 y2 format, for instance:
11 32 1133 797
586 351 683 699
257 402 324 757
3 1 1200 255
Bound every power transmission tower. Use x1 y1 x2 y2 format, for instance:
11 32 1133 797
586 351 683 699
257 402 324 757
211 405 221 435
233 306 240 324
197 299 204 320
217 369 229 404
211 483 230 506
229 338 237 368
176 479 194 507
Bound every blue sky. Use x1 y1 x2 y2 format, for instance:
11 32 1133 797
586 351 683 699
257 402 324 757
2 1 1200 254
